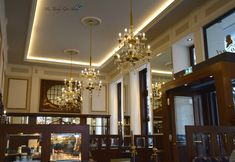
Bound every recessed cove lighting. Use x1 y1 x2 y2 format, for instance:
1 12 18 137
151 70 172 75
187 38 193 41
26 0 175 67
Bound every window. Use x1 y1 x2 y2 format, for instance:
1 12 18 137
189 45 196 66
204 8 235 59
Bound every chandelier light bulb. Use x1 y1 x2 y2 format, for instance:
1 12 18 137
114 0 152 70
80 17 103 94
56 49 82 112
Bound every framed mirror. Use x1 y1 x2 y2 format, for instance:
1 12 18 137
39 79 81 113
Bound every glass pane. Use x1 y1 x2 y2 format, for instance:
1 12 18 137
232 79 235 109
5 133 42 161
174 96 194 143
205 10 235 58
50 133 81 161
151 48 173 134
46 85 63 105
9 116 28 124
148 137 153 148
136 137 145 148
192 133 212 158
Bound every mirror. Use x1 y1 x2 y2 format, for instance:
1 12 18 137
50 133 81 161
151 48 173 134
6 133 42 161
39 79 81 113
232 79 235 109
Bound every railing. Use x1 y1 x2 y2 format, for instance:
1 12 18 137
89 135 163 162
186 126 235 161
0 113 110 135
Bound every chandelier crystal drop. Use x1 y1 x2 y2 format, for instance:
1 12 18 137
81 17 103 94
56 49 82 112
114 0 152 70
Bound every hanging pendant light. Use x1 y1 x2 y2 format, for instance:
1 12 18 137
56 49 82 112
81 17 103 94
114 0 152 70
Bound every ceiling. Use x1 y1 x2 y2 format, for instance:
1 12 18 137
4 0 207 73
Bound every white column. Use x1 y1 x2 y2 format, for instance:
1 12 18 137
172 44 190 73
129 70 141 135
121 79 124 137
146 63 153 134
30 68 40 113
109 82 118 134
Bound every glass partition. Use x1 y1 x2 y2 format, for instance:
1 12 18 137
50 133 81 161
5 133 42 162
174 96 194 144
8 116 28 124
36 117 80 125
232 79 235 109
204 9 235 58
87 117 108 135
151 48 173 134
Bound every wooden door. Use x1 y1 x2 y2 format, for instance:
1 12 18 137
170 94 195 162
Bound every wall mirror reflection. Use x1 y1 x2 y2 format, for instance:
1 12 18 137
232 79 235 109
151 48 173 134
50 133 81 162
5 133 42 162
204 9 235 58
39 79 81 113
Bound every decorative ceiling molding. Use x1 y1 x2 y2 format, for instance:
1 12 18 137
24 0 175 68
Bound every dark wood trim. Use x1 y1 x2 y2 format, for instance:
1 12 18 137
174 52 235 79
0 124 89 162
117 82 122 122
162 52 235 162
186 126 235 161
189 45 195 66
139 68 148 135
5 112 110 118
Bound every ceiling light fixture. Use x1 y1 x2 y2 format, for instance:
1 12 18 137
151 69 172 75
26 0 174 67
114 0 152 70
187 38 193 41
56 49 82 112
81 17 103 94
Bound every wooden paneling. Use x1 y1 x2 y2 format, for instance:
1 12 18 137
162 53 235 162
0 124 89 162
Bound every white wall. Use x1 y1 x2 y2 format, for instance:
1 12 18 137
145 0 235 72
129 70 141 135
4 64 109 114
174 96 194 135
0 0 8 95
206 23 225 58
129 63 152 135
109 78 124 134
172 44 190 73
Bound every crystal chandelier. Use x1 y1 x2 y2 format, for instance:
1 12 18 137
81 17 103 94
56 49 82 112
152 82 164 110
114 0 152 70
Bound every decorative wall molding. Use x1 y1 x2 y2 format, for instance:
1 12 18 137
4 77 31 112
